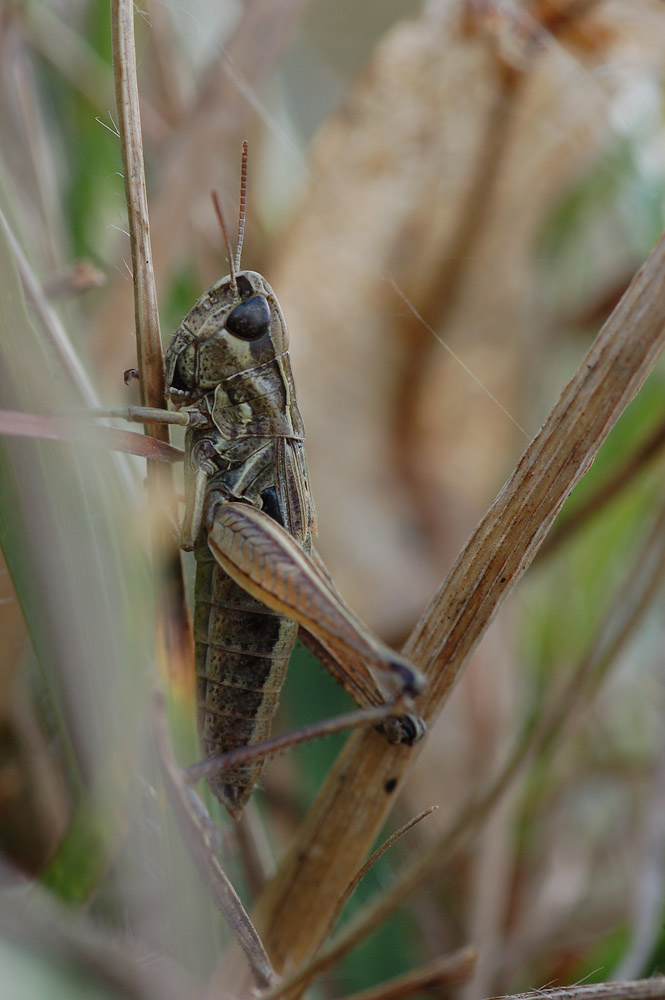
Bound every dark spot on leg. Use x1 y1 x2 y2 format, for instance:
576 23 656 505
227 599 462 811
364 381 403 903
384 778 397 794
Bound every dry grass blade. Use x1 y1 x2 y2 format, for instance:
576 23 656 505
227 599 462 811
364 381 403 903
252 227 665 974
110 0 191 676
488 981 665 1000
531 496 665 746
337 946 478 1000
257 810 439 1000
260 941 474 1000
537 413 665 559
404 239 665 709
153 688 277 992
111 0 165 419
0 208 99 408
259 481 665 994
0 409 182 463
338 806 438 914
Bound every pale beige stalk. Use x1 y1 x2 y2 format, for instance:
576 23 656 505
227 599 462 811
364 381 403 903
273 489 665 999
111 0 165 420
252 230 665 974
111 0 190 664
490 981 665 1000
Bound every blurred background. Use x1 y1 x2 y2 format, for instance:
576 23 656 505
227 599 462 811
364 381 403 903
2 0 665 997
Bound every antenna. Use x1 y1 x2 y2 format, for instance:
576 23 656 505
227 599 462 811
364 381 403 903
212 190 237 297
235 139 248 274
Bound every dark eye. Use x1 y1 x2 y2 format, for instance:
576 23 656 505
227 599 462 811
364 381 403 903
225 295 270 341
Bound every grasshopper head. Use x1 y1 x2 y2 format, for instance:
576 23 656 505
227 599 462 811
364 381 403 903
165 270 288 406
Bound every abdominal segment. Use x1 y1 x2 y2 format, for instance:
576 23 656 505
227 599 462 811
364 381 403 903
193 543 298 815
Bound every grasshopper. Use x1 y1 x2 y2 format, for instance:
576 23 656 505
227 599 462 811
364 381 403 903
110 146 425 816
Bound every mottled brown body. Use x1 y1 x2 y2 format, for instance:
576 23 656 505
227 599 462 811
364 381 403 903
165 270 314 815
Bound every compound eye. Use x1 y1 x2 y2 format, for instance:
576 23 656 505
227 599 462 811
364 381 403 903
225 295 271 341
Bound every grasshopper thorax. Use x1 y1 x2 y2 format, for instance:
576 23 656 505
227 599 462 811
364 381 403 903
165 270 289 407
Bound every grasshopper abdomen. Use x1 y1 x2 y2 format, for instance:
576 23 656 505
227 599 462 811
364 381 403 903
193 544 300 814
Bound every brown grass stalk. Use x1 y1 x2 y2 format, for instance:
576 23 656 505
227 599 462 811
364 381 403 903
338 946 478 1000
338 806 438 916
111 0 191 672
0 208 99 409
111 0 165 420
154 687 277 992
488 980 665 1000
251 229 665 978
272 490 665 998
537 413 665 559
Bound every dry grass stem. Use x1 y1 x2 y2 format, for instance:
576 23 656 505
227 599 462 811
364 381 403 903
338 946 478 1000
273 488 665 990
489 980 665 1000
533 495 665 741
338 806 439 914
260 941 475 1000
110 0 165 419
111 0 191 666
234 802 276 898
0 409 182 464
0 208 99 408
252 224 665 975
537 414 665 559
154 688 276 991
